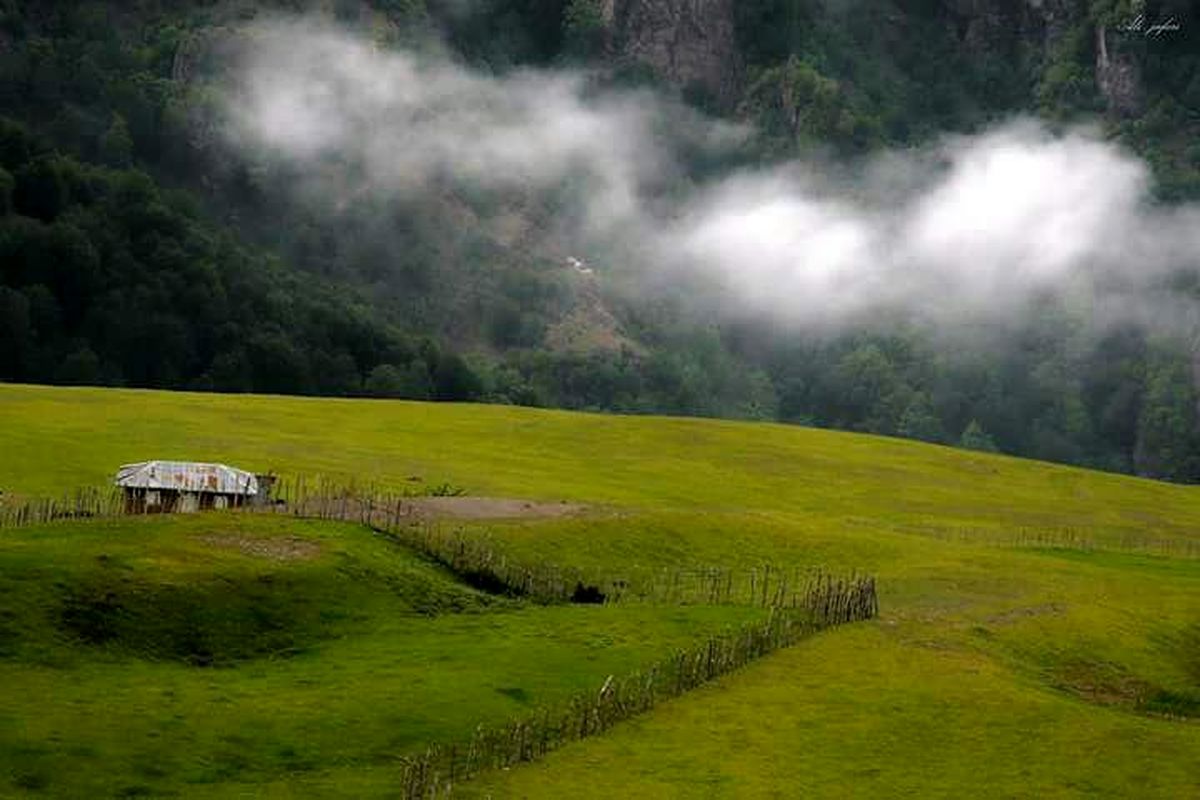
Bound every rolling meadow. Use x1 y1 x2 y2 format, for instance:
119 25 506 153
1 383 1198 797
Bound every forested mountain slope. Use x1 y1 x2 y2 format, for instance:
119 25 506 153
1 0 1198 479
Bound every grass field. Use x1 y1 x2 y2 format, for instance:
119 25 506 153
1 383 1199 797
0 513 757 796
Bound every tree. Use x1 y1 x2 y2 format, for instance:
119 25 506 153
14 155 67 221
364 362 433 400
43 221 101 324
55 346 101 385
0 285 31 379
245 331 312 395
99 114 133 167
0 118 33 169
486 299 530 347
563 0 606 59
959 420 998 453
209 349 253 393
311 350 362 396
1135 357 1200 481
736 368 781 421
0 166 13 214
745 57 843 143
432 353 482 401
832 343 905 433
898 393 944 444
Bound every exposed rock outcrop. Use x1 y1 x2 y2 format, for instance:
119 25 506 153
1022 0 1079 49
544 260 642 356
1095 24 1144 117
942 0 1077 70
606 0 742 109
945 0 1021 51
944 1 1143 117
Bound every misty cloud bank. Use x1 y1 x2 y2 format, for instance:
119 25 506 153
222 20 700 228
222 18 1200 332
673 125 1200 327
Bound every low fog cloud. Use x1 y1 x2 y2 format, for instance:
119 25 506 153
222 18 1200 331
668 123 1197 327
223 19 695 228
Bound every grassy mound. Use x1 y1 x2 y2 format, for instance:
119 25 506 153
0 512 758 797
1 514 497 666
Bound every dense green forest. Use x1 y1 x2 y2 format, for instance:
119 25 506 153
0 117 493 400
1 0 1198 480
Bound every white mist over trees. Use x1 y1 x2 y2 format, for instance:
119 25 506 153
224 20 1200 332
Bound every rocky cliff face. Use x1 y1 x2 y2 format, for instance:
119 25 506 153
1018 0 1078 47
1095 24 1145 116
942 0 1076 73
934 0 1146 116
605 0 1144 120
605 0 742 109
939 1 1148 117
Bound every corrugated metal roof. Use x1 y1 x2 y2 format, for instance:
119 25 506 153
114 461 258 495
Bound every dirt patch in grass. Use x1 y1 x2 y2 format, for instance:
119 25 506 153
986 603 1066 626
289 496 591 525
399 497 588 521
195 534 321 562
1054 659 1155 707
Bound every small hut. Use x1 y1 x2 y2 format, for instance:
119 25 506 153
115 461 258 514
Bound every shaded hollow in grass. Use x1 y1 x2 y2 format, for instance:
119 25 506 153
5 513 504 668
456 566 528 598
58 574 327 666
571 583 607 604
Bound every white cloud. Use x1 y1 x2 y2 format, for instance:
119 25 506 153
223 19 677 228
222 18 1200 333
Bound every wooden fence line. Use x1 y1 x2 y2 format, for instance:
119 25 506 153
0 480 880 616
0 486 123 529
7 475 1198 561
390 598 875 798
6 477 1197 563
259 481 880 795
0 478 880 796
892 522 1200 560
265 479 878 611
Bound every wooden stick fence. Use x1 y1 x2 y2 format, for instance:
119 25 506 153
390 599 874 798
7 476 1197 564
10 475 1200 794
0 480 879 616
0 486 122 529
0 478 879 796
886 521 1200 560
264 480 878 610
253 482 882 794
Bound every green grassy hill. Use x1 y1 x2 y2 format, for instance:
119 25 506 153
1 383 1198 797
0 512 755 796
